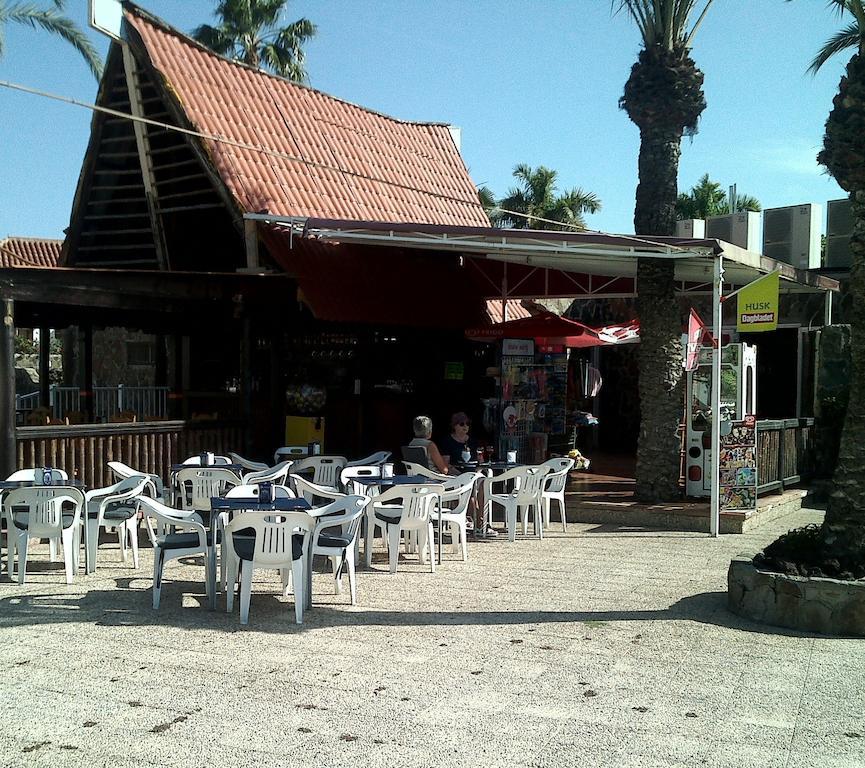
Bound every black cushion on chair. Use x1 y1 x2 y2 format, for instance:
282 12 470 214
87 504 137 521
11 511 77 530
161 530 220 550
230 533 304 561
317 533 352 549
373 510 402 525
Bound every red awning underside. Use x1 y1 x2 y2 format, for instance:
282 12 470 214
466 311 607 348
261 227 489 329
465 257 636 299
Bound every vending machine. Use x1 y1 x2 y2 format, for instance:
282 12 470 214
685 343 757 497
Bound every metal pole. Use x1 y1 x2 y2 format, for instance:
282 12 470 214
710 254 724 537
824 289 833 327
0 298 16 477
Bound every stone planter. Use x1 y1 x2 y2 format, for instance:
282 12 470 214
728 556 865 637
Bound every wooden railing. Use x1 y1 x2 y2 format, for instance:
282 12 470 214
15 420 247 488
756 418 814 495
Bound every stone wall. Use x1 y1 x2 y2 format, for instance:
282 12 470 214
728 556 865 636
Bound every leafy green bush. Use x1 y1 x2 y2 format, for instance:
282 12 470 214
14 336 37 355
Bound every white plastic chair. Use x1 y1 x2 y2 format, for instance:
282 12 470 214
223 510 314 625
174 467 241 516
181 454 231 466
241 461 291 486
4 486 85 584
274 445 308 464
346 451 391 467
291 474 347 506
483 465 551 542
219 483 296 590
84 475 150 571
339 465 382 495
402 462 450 481
310 495 369 605
228 452 269 473
6 468 69 483
107 460 165 502
440 472 481 562
540 458 575 532
139 496 212 609
370 484 443 574
290 456 347 491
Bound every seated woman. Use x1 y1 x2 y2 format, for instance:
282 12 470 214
438 412 493 536
438 411 477 467
407 415 452 475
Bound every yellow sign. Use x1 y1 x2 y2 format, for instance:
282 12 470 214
737 271 779 332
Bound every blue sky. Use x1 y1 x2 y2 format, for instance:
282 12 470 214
0 1 850 240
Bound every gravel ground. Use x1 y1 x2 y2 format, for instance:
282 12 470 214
1 505 863 768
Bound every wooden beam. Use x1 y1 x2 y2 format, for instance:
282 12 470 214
244 219 260 269
122 43 169 270
157 203 224 215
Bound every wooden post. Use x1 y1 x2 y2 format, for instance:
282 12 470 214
0 299 16 477
240 315 252 455
39 326 50 410
80 325 94 422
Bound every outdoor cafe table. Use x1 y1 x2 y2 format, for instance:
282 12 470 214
352 475 444 566
0 479 95 575
208 495 312 611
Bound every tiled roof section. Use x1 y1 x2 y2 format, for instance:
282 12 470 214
124 8 490 227
0 237 63 268
485 299 533 324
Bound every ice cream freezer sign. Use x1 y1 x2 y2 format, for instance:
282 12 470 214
736 271 779 333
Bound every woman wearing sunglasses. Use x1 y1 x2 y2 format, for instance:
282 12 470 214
439 412 477 468
438 412 495 537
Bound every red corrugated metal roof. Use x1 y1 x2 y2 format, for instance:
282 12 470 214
125 6 490 227
0 237 62 268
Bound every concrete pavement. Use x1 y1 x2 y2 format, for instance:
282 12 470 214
0 505 862 767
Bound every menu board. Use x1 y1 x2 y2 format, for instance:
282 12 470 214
719 417 757 510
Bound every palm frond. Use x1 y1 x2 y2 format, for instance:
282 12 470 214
192 23 235 55
4 4 102 78
614 0 712 49
808 22 861 72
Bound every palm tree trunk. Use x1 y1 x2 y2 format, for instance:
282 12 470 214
821 190 865 564
634 129 685 502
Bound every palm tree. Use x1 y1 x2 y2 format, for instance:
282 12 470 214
616 0 713 502
804 0 865 568
477 185 497 221
193 0 316 82
490 164 601 231
0 1 102 78
676 174 761 220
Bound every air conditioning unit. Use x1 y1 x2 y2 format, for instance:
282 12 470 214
705 211 761 252
762 203 822 270
825 197 853 269
675 218 706 239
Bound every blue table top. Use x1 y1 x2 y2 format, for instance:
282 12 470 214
352 474 438 487
210 496 311 511
0 479 86 490
172 464 244 473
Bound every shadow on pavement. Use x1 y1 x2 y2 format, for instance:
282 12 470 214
0 581 835 639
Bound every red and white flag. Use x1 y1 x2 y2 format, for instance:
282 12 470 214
685 309 707 371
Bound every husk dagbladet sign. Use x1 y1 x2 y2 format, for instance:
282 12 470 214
736 271 779 333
